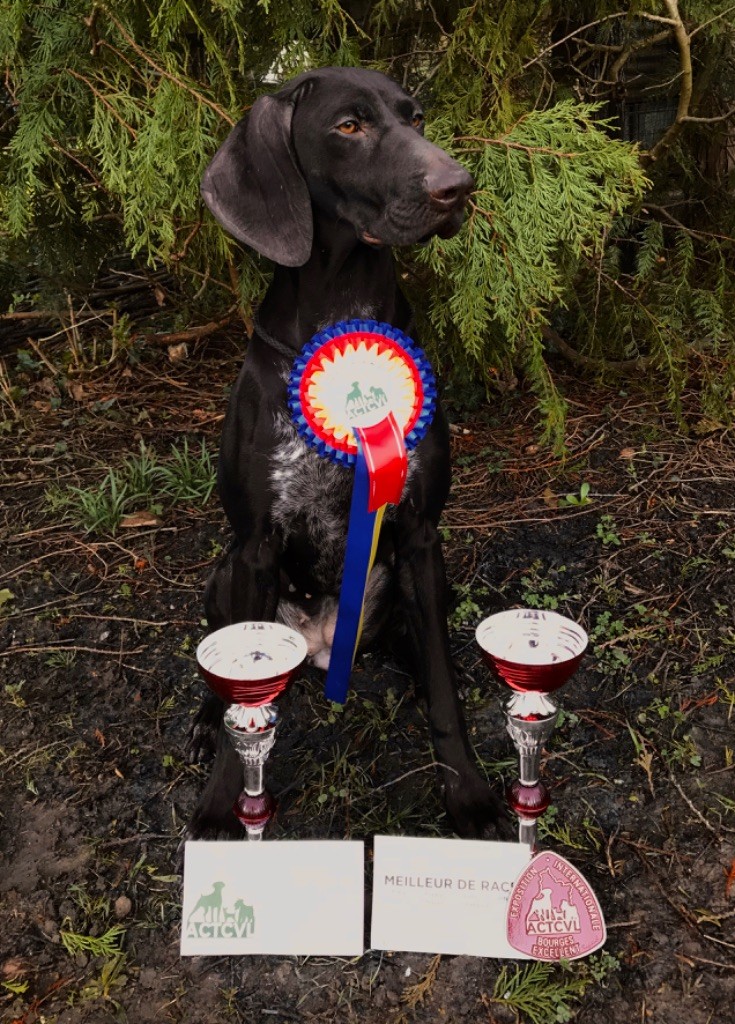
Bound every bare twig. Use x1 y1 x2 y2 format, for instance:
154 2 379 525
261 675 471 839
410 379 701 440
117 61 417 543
541 325 655 373
668 773 720 836
0 642 146 658
689 2 735 38
610 28 674 81
642 204 735 243
1 311 61 321
523 13 631 69
680 104 735 124
0 359 19 417
646 0 693 163
374 762 460 791
25 337 60 376
457 134 580 159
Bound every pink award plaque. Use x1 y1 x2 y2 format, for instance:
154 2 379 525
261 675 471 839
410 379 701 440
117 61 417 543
507 851 606 960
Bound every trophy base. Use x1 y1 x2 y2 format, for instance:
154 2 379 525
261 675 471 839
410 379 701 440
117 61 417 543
233 790 276 841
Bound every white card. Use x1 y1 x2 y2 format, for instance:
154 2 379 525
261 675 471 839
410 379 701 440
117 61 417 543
371 836 532 958
181 840 364 956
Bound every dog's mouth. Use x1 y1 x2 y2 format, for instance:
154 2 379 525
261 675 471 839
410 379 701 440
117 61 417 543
360 231 386 247
360 209 466 249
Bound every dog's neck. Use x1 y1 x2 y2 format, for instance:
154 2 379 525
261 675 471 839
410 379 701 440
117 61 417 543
256 211 412 353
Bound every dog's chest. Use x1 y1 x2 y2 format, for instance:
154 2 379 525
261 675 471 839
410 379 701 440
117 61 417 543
269 413 352 585
268 412 419 591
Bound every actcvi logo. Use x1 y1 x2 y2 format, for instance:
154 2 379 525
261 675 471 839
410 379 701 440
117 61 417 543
345 380 388 417
185 881 255 940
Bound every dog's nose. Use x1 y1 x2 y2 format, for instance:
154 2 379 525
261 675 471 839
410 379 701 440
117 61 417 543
424 165 474 210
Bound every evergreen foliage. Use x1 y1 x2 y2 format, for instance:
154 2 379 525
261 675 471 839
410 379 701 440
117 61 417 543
2 2 734 435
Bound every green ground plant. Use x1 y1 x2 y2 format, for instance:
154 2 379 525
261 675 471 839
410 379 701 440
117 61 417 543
60 924 125 958
45 437 216 534
59 468 130 535
487 952 620 1023
158 437 217 505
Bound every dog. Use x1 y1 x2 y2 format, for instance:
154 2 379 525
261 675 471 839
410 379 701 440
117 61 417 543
187 66 505 841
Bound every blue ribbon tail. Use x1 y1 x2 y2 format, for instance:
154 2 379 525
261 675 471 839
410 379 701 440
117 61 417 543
324 443 376 704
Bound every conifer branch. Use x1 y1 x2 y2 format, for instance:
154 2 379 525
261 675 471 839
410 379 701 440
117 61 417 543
2 1 732 439
67 68 137 140
49 141 105 188
98 7 236 126
457 136 581 159
98 40 151 86
689 2 735 37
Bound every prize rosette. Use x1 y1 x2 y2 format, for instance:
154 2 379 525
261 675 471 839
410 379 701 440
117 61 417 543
288 320 436 703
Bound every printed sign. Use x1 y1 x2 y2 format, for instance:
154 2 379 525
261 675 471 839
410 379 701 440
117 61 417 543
181 841 364 956
370 836 532 958
506 851 607 960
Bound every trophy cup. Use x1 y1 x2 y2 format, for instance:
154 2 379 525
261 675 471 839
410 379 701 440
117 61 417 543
196 622 307 840
475 609 588 849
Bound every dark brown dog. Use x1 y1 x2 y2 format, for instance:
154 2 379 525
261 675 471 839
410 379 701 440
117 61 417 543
187 67 505 840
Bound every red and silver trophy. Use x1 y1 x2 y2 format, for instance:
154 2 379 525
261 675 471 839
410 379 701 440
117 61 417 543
476 609 588 849
196 622 307 840
477 610 606 961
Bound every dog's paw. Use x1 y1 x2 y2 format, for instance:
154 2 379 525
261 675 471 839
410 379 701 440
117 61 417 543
444 771 514 841
185 695 223 764
185 721 218 765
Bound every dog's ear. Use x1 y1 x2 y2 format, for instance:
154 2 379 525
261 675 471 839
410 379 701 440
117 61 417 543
201 93 312 267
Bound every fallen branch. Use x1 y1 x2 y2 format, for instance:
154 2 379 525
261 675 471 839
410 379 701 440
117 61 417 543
139 317 234 346
1 311 63 321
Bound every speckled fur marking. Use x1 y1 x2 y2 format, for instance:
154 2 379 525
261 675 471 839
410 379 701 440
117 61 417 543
269 412 353 590
269 411 420 589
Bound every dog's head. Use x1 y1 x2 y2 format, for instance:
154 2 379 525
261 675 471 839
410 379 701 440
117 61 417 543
201 67 474 267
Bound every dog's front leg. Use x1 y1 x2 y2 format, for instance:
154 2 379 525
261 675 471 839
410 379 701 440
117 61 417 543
395 506 507 838
186 532 282 839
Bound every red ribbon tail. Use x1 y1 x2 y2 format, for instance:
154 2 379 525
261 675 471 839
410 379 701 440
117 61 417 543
354 412 407 512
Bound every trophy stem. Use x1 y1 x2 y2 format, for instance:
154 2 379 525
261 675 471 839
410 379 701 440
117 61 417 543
243 762 265 797
504 701 558 850
224 705 278 840
518 818 539 847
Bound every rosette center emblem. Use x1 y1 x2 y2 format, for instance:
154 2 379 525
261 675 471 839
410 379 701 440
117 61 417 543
288 319 435 465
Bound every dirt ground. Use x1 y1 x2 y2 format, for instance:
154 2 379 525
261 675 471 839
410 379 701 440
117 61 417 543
1 328 734 1024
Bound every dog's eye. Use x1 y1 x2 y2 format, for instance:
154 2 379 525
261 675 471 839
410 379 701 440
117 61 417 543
337 120 360 135
411 113 424 129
